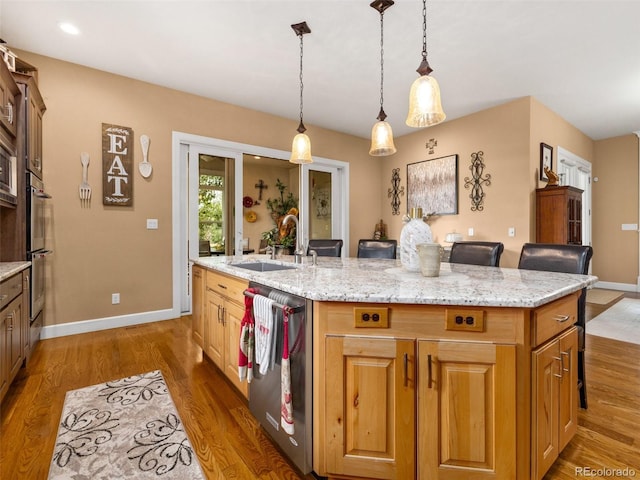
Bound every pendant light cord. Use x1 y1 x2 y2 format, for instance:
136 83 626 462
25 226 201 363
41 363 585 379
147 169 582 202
421 0 427 61
377 8 387 121
298 32 306 133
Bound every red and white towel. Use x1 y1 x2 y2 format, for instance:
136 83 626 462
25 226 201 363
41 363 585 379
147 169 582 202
238 288 256 383
281 307 294 435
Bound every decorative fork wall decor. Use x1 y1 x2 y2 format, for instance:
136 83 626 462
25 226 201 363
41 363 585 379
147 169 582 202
79 152 91 207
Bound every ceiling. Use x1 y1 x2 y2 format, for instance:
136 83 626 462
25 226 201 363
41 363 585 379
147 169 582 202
1 1 639 141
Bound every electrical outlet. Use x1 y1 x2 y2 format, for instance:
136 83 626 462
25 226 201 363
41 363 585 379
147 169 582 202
445 308 485 332
354 307 389 328
112 293 120 304
468 227 474 237
508 227 515 237
147 218 158 229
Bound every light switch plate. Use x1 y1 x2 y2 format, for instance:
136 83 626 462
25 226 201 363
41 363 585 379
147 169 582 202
147 218 158 229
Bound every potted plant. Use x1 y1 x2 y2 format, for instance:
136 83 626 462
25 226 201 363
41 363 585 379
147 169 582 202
262 179 298 254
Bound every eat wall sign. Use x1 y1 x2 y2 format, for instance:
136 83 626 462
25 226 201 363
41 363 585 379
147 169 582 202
102 123 133 206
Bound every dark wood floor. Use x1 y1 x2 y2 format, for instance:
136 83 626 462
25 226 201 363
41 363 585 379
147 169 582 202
1 292 639 479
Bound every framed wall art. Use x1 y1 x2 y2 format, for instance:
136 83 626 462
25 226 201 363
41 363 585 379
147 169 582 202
407 154 458 215
540 142 553 181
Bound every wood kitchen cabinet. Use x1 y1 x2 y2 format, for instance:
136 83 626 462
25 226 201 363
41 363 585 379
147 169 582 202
203 270 248 398
418 340 516 479
313 294 579 480
536 186 583 244
324 335 415 479
13 73 46 179
191 265 204 348
532 327 578 480
0 60 19 140
1 269 26 403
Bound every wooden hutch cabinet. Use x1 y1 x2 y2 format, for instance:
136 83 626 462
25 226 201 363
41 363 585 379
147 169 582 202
536 186 583 244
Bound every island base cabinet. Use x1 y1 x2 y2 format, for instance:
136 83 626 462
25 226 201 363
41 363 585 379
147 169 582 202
191 266 204 348
532 327 578 480
324 336 416 480
203 271 248 399
418 341 517 480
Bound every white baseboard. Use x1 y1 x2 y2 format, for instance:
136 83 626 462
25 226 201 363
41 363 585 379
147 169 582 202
594 280 639 293
41 308 180 340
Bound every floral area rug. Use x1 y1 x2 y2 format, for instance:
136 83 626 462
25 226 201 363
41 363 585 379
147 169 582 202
48 370 204 479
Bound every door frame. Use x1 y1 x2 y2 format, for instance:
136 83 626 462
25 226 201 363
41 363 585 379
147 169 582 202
172 131 349 314
556 146 592 248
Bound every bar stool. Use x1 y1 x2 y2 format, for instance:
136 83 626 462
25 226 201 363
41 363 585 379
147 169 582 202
449 241 504 267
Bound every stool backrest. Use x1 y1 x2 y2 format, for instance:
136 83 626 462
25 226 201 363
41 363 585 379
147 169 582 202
357 239 397 259
449 241 504 267
308 239 343 257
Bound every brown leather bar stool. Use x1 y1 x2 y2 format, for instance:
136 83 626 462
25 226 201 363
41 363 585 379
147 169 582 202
307 239 343 257
449 241 504 266
357 239 397 259
518 242 593 409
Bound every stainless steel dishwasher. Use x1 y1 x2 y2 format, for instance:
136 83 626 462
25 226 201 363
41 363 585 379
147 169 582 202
245 282 312 475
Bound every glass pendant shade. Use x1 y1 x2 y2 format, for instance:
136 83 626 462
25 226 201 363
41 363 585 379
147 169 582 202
406 74 446 127
290 132 313 164
369 120 397 156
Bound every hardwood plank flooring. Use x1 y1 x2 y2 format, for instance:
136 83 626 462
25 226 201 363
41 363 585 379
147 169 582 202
1 294 639 479
0 318 315 479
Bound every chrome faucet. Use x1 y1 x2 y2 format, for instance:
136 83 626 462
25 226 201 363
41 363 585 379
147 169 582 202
282 214 304 263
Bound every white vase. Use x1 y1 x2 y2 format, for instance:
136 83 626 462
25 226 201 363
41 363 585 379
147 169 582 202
400 208 433 272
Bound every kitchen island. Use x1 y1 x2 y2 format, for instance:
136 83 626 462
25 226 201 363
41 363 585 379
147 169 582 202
193 254 597 480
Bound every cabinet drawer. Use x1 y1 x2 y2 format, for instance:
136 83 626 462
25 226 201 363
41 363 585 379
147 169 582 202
532 293 578 346
206 270 248 303
1 273 23 310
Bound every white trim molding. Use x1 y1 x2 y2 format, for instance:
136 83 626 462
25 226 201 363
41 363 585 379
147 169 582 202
41 308 178 339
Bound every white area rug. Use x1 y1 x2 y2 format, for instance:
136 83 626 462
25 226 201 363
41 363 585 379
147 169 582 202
586 298 640 346
48 370 204 479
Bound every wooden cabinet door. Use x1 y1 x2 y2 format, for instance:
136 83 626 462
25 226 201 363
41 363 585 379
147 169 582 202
325 336 415 480
557 328 578 451
192 266 204 348
0 64 19 138
0 306 8 400
224 300 248 398
204 287 225 369
28 90 45 177
6 295 23 381
418 341 516 480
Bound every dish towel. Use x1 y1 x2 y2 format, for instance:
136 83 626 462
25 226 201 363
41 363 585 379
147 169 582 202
281 306 294 435
239 288 256 383
254 294 275 375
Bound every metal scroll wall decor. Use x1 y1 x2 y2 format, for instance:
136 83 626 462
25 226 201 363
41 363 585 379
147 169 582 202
463 151 491 211
388 168 404 215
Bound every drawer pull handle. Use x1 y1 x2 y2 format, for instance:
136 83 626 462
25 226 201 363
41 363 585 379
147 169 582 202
403 353 408 387
561 351 570 373
553 314 571 323
217 283 228 290
427 354 433 389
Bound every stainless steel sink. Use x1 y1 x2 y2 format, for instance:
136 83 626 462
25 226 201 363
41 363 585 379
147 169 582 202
231 262 296 272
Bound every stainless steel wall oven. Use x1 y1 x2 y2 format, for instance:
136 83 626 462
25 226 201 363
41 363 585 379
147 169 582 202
26 171 51 343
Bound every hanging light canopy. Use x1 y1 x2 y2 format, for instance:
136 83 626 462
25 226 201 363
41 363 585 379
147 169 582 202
369 0 397 157
406 0 446 128
290 21 313 164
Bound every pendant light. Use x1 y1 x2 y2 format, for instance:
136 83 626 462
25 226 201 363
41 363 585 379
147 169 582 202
369 0 397 157
290 22 313 164
406 0 446 128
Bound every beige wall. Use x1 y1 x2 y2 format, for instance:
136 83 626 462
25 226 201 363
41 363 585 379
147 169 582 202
19 51 381 327
593 134 639 285
18 48 640 329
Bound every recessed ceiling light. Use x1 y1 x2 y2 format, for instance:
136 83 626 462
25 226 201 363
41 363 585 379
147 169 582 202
59 22 80 35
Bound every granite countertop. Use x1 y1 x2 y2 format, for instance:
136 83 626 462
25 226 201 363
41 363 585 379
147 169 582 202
0 262 31 282
193 254 598 308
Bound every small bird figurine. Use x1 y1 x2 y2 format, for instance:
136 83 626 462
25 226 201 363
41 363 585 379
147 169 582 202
544 166 560 186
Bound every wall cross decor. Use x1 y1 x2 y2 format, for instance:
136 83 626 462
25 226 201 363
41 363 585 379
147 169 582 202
425 138 438 154
255 179 268 201
388 168 404 215
463 151 491 211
